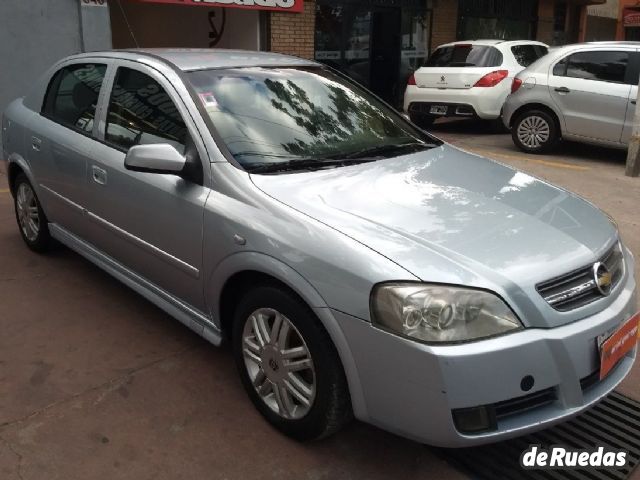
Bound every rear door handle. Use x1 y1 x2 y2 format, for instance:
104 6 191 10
91 165 107 185
31 136 42 151
554 87 570 94
632 100 637 105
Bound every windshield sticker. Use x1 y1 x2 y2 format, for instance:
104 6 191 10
199 92 219 108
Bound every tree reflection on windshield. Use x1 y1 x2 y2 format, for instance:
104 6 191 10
188 67 437 169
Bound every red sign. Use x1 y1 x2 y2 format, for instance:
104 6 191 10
623 8 640 28
599 313 639 380
134 0 303 13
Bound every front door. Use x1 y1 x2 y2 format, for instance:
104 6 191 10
84 62 209 311
369 8 401 103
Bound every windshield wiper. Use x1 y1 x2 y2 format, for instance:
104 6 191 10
340 141 437 160
246 157 377 174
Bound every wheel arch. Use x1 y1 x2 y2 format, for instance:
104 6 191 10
207 252 368 419
510 102 562 136
6 155 31 197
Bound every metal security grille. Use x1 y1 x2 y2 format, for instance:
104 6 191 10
438 392 640 480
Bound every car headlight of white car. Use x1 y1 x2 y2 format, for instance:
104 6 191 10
371 283 522 344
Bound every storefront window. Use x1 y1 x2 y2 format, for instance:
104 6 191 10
399 10 431 98
458 0 537 41
315 0 431 107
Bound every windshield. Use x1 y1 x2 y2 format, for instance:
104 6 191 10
187 67 439 172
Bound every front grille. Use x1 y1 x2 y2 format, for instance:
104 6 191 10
494 387 557 419
536 242 624 312
580 369 600 392
452 387 557 435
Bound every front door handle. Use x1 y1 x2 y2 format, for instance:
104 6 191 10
632 100 637 105
554 87 570 94
31 136 42 151
91 165 107 185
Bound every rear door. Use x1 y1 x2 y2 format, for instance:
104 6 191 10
414 44 503 89
548 49 631 143
28 60 110 238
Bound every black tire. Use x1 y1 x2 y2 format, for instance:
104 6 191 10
488 117 508 134
13 173 52 253
511 109 559 154
232 284 352 441
409 112 435 129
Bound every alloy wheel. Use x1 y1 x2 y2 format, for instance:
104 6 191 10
517 115 551 149
242 308 316 420
16 182 40 242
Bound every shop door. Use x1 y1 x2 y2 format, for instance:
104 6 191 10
369 8 401 103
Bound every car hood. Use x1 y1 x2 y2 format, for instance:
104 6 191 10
250 144 617 327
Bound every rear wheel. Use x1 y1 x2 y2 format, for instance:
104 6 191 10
512 109 559 154
232 284 352 441
13 173 52 252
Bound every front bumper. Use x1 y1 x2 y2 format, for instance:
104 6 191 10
333 271 637 447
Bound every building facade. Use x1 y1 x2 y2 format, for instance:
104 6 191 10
0 0 606 121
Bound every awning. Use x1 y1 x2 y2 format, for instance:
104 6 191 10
133 0 303 13
624 7 640 28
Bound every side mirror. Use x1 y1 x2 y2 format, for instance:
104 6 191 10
124 144 186 175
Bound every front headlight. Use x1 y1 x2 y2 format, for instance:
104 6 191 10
371 283 522 344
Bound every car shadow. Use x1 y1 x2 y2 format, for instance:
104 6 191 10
428 118 628 167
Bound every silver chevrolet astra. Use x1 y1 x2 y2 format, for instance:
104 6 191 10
2 49 637 447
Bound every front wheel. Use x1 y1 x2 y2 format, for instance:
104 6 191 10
512 109 559 154
232 284 352 441
13 173 52 252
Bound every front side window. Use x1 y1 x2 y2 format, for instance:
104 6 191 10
425 45 503 68
187 67 439 172
557 51 629 84
105 67 187 152
511 45 548 67
42 63 106 134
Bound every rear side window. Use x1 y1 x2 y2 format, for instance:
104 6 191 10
511 45 548 67
105 67 187 153
553 51 629 84
42 63 106 134
425 45 503 68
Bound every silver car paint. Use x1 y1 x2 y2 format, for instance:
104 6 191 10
503 42 639 148
2 49 637 446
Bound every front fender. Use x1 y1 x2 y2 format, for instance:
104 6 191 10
205 251 368 419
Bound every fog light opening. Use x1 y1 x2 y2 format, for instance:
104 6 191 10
452 406 497 434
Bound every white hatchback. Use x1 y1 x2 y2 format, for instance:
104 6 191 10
404 40 548 127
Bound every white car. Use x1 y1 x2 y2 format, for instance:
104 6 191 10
404 40 549 127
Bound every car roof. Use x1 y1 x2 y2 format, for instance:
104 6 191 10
582 41 640 47
437 39 548 48
66 48 319 72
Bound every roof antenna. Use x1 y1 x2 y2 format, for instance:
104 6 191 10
116 0 139 48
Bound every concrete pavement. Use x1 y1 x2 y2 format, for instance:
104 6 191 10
0 168 463 479
0 122 638 479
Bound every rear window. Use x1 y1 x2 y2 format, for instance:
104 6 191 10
511 44 548 67
425 45 503 68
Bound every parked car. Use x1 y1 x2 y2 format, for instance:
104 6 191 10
504 41 640 153
404 40 548 128
2 50 637 447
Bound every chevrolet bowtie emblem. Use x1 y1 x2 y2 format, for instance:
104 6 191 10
593 262 612 296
